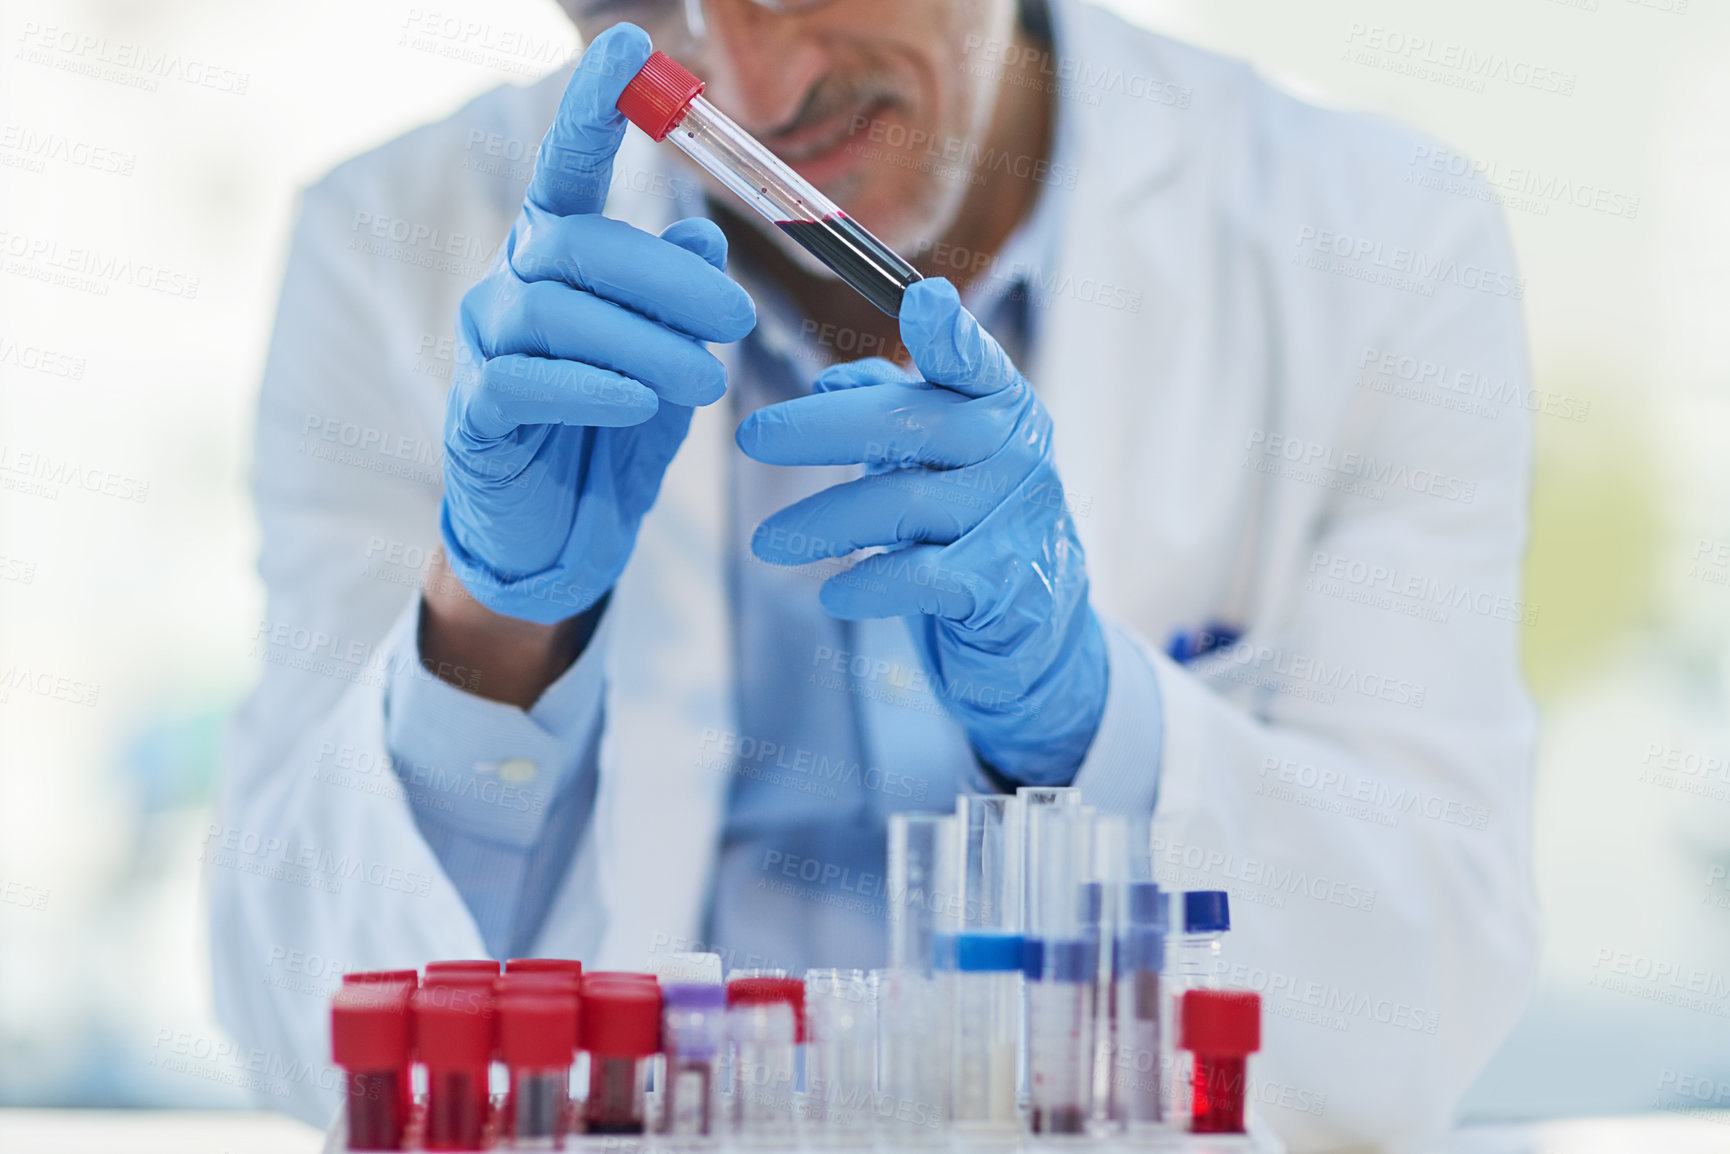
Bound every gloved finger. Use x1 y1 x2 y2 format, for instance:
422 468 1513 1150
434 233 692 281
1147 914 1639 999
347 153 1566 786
735 381 1021 468
482 277 729 407
510 210 756 344
818 543 982 621
813 357 913 393
660 216 729 271
525 24 651 217
458 355 658 440
899 277 1021 399
749 469 991 564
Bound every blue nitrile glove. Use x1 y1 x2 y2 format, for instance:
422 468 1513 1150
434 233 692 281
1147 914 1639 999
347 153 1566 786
441 24 756 623
736 278 1108 785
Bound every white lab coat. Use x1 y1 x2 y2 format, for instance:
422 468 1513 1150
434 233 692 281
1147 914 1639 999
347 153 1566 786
212 2 1537 1148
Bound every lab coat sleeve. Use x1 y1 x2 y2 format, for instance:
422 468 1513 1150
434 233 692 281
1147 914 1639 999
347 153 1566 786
382 597 610 959
210 169 509 1126
1073 200 1537 1149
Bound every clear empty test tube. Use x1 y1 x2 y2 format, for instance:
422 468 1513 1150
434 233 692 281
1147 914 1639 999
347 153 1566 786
660 982 726 1137
802 969 877 1141
498 987 578 1148
580 980 663 1135
616 51 922 317
331 981 413 1151
1111 882 1169 1132
726 976 803 1143
413 981 497 1151
1179 990 1261 1134
1028 803 1095 1136
880 812 956 1142
950 795 1023 1135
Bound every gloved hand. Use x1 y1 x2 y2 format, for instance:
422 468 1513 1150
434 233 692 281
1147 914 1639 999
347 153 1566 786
441 23 756 624
737 278 1108 784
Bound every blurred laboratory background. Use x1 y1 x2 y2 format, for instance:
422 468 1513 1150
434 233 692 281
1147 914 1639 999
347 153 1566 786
1 0 1726 1123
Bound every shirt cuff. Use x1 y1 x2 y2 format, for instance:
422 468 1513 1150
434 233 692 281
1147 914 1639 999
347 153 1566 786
384 598 613 849
1070 618 1166 818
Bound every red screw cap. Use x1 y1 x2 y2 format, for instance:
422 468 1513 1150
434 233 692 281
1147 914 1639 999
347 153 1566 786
616 51 705 142
426 959 500 978
581 982 662 1057
506 958 584 976
1180 989 1261 1056
332 984 412 1071
413 984 496 1068
727 976 807 1043
343 969 419 989
499 991 579 1068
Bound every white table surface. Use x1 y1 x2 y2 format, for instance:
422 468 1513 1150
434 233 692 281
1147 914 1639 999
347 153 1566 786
1 1110 1727 1153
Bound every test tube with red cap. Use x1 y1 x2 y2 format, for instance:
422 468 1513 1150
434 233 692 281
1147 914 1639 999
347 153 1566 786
343 969 421 988
426 959 502 979
616 51 922 317
498 987 578 1148
331 983 413 1151
726 975 804 1141
506 958 584 978
581 981 663 1134
1179 989 1260 1135
414 982 497 1150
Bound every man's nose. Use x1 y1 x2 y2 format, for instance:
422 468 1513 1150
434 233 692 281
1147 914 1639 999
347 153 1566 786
692 0 833 134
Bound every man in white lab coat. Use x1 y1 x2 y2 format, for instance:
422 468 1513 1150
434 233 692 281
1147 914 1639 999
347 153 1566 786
213 0 1538 1147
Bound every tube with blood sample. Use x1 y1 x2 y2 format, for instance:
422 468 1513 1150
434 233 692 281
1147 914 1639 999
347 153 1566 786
581 981 663 1134
1111 882 1169 1131
1027 804 1095 1135
425 959 502 979
660 982 725 1138
498 988 578 1148
880 812 956 1142
615 52 922 317
1179 989 1261 1135
1084 815 1131 1133
1011 786 1081 1109
726 976 804 1142
1167 890 1230 1126
505 958 583 978
802 969 876 1140
950 794 1022 1134
413 982 496 1151
331 983 413 1151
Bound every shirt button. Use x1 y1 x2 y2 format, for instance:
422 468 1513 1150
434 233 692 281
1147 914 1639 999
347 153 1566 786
497 757 537 784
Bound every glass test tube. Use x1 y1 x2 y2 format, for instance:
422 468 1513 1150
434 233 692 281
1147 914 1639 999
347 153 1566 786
727 993 799 1142
581 981 663 1134
331 982 413 1151
1112 882 1169 1130
616 51 922 317
498 989 577 1148
1028 804 1094 1135
413 982 496 1151
1087 815 1131 1131
1180 989 1261 1134
950 795 1022 1133
660 982 726 1137
803 969 877 1141
881 812 956 1142
1168 890 1230 1126
1012 786 1080 1109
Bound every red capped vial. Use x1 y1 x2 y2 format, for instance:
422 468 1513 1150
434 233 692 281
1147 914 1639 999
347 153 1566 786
414 981 497 1150
616 52 921 318
426 959 501 979
331 983 412 1151
499 987 578 1147
342 969 420 989
581 981 663 1134
726 975 804 1139
505 957 584 977
1179 989 1261 1134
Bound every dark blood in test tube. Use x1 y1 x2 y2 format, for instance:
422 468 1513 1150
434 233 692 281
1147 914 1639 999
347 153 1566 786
775 213 922 318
